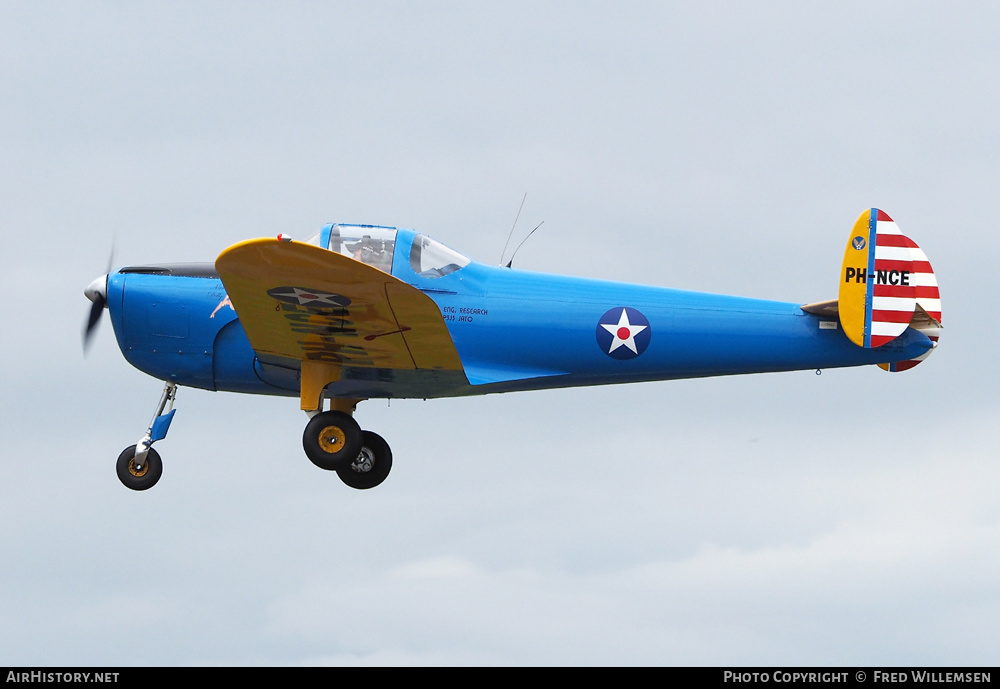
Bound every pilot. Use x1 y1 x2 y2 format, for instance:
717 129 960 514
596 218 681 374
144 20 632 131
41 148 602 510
348 239 366 261
348 235 388 267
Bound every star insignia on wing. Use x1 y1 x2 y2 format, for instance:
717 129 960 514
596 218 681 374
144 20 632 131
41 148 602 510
266 286 351 308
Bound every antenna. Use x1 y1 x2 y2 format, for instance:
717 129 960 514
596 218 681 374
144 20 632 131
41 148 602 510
499 192 527 266
505 221 544 268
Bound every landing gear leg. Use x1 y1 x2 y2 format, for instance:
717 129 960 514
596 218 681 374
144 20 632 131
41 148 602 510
117 382 176 491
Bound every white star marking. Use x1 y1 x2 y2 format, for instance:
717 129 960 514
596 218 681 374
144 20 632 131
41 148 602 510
600 308 647 354
287 287 345 306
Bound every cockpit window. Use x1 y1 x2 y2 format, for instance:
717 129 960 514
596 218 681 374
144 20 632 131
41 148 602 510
325 225 397 274
409 234 470 278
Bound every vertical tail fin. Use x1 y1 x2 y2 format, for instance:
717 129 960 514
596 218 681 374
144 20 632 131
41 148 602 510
838 209 941 369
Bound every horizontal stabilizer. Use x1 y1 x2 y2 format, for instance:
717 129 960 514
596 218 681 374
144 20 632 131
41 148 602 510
800 299 839 318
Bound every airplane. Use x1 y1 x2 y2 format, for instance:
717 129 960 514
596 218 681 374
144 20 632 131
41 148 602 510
83 208 941 491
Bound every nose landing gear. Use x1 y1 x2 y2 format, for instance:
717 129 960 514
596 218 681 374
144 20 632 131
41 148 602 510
116 382 177 491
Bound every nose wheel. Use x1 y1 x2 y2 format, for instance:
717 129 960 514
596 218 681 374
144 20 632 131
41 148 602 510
116 445 163 491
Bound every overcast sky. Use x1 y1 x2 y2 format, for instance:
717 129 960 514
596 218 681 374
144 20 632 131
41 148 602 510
1 1 997 666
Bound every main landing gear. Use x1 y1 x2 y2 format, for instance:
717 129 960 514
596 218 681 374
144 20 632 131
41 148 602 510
302 408 392 489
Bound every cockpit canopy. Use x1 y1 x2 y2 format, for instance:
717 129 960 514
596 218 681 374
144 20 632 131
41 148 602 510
409 234 470 278
304 224 470 279
327 224 396 273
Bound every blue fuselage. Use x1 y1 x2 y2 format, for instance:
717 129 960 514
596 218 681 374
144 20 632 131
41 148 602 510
106 228 932 399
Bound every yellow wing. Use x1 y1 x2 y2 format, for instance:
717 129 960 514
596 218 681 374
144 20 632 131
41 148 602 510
216 238 464 406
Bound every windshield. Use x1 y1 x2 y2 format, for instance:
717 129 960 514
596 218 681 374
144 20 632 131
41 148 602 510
409 234 470 278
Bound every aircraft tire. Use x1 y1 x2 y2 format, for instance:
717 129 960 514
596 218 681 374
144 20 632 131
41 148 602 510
337 430 392 490
116 445 163 491
303 411 363 471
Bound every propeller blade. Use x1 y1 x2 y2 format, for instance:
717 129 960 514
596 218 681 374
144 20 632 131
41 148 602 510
82 272 109 353
82 292 106 351
83 244 115 354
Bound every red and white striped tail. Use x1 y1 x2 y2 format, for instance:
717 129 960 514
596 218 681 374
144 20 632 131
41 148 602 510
836 209 941 371
878 226 941 372
869 213 916 347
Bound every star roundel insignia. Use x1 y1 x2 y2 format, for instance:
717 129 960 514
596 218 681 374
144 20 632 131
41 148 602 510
596 307 651 360
266 286 352 309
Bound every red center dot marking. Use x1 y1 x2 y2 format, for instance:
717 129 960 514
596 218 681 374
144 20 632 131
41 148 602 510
617 327 631 340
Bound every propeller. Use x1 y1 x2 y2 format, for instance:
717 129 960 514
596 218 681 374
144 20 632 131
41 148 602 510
82 247 114 353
